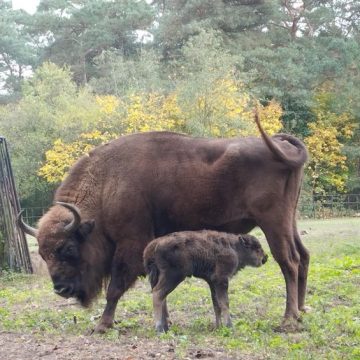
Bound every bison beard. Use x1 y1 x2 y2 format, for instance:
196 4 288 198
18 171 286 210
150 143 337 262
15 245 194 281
18 112 309 333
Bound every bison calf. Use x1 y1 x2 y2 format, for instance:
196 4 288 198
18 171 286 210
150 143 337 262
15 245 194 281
143 230 268 333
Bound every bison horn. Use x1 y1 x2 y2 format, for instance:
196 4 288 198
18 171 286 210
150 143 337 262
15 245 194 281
56 202 82 233
17 210 38 237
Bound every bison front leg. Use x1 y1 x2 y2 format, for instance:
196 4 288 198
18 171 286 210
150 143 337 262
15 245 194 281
94 254 142 334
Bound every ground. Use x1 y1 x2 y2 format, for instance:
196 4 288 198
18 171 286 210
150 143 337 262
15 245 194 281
1 331 228 360
1 218 360 359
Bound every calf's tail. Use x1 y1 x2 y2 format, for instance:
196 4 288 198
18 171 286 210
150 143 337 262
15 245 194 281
147 261 160 289
143 242 160 289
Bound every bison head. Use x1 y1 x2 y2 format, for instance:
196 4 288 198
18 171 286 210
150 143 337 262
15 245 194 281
17 202 99 307
237 234 268 268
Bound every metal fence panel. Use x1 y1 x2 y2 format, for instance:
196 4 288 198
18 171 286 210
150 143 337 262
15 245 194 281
299 193 360 219
21 194 360 226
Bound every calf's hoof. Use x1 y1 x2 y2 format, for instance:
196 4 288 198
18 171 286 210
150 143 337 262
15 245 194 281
155 322 169 334
225 320 233 328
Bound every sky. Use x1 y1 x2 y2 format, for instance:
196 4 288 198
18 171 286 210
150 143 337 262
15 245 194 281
12 0 40 14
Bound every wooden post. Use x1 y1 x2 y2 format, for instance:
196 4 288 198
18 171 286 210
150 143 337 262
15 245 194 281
0 137 32 273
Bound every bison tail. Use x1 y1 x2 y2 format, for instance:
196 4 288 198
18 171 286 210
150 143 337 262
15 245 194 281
254 108 308 168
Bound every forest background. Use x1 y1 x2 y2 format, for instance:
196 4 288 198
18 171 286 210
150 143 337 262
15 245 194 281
0 0 359 209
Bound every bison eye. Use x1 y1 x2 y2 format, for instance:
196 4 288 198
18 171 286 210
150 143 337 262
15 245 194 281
57 244 79 262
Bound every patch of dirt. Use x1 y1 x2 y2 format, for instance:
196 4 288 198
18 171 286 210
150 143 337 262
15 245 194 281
0 331 240 360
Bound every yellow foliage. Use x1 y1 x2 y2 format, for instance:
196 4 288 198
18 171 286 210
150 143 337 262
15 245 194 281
122 93 183 134
305 92 355 193
38 92 183 183
183 76 254 137
182 77 283 137
38 79 285 184
38 131 117 183
255 100 283 136
96 95 120 115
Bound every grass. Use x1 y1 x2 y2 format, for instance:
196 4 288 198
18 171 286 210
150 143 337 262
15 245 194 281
1 218 360 359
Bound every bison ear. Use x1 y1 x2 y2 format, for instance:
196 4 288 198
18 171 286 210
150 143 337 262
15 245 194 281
76 220 95 241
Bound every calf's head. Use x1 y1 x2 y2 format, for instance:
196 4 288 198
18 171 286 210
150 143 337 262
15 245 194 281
18 202 99 307
237 234 268 267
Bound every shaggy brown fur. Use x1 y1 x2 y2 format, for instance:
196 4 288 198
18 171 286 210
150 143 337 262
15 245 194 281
36 205 111 307
18 113 309 333
143 230 268 332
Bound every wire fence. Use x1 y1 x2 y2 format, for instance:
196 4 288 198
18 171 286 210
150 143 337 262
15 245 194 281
20 193 360 226
298 193 360 219
20 207 48 227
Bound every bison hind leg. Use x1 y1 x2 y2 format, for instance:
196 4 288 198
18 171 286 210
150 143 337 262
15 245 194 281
259 220 301 325
293 227 310 312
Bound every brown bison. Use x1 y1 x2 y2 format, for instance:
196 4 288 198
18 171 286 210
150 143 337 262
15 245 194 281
18 113 309 333
143 230 268 332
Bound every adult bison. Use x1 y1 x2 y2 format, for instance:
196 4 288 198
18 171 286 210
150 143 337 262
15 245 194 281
18 113 309 333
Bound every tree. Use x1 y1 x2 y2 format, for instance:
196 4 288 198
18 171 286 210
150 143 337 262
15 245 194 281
304 91 355 194
89 48 166 96
39 74 283 184
171 30 282 137
38 91 183 183
0 62 114 204
0 1 37 102
38 130 118 183
31 0 154 84
152 0 275 61
237 1 360 135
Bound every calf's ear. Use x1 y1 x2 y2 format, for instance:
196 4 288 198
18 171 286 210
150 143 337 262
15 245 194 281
238 235 251 247
76 220 95 241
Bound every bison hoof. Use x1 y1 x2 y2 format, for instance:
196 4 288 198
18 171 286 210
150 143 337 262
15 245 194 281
92 322 113 334
274 318 303 333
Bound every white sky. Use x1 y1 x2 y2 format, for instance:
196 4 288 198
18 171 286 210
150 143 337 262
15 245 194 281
12 0 40 14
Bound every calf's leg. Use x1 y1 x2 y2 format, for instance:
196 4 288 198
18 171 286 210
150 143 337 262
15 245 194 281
213 279 232 328
207 281 222 328
162 299 170 323
153 288 169 333
152 271 185 333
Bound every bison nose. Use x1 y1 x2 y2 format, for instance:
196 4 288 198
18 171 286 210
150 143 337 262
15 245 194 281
54 283 74 297
262 254 268 264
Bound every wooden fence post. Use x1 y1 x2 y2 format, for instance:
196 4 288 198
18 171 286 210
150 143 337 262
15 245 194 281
0 137 32 273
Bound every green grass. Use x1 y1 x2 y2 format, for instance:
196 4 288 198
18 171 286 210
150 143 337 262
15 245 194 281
1 218 360 359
